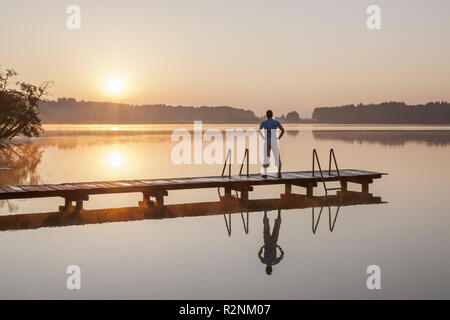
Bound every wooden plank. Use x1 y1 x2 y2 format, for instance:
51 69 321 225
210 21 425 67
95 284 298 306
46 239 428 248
39 185 58 191
293 172 315 178
98 181 128 188
114 181 134 187
1 186 27 193
188 177 224 183
45 184 70 191
91 183 117 188
340 170 363 176
139 179 171 186
282 173 305 179
48 184 74 191
229 176 257 182
228 176 252 182
62 183 87 190
76 183 105 190
117 180 147 187
341 169 380 176
129 180 149 186
169 179 193 184
19 185 53 192
42 185 61 191
264 174 281 180
93 181 121 188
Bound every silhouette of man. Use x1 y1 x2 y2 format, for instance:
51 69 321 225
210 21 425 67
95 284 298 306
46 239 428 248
258 109 285 178
258 209 284 275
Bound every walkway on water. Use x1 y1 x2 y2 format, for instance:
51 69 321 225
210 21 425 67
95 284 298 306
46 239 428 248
0 168 385 212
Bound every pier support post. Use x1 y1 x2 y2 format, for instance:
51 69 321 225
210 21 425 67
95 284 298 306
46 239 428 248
140 193 154 207
224 187 232 198
59 198 73 212
286 182 317 198
140 190 168 207
285 184 292 195
306 186 314 197
59 195 89 212
340 180 348 192
345 177 372 195
155 193 165 207
241 189 248 200
362 181 369 194
75 200 83 211
240 187 249 203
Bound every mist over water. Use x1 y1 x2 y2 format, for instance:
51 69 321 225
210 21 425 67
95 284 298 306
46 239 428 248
1 124 450 299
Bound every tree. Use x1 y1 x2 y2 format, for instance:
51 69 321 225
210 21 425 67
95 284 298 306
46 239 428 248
0 68 50 142
285 111 301 123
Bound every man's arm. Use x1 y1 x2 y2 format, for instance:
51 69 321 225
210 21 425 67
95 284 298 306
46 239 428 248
277 123 285 139
258 246 265 262
273 246 284 265
258 122 266 139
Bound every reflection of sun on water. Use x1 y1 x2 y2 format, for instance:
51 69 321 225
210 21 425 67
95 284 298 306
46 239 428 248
108 151 124 168
110 126 119 131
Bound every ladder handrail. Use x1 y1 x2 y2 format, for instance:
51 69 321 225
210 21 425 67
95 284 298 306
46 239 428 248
221 149 232 177
328 148 343 193
328 148 341 177
224 213 232 237
312 149 328 195
239 148 249 177
328 206 340 232
312 206 324 234
240 211 249 234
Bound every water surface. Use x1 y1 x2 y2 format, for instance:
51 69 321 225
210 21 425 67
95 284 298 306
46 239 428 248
1 124 450 299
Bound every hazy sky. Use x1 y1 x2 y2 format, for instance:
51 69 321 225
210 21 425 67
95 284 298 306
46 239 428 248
1 0 450 117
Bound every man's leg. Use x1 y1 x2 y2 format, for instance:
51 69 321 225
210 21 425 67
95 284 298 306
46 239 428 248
262 141 270 177
271 138 282 177
271 210 282 243
263 211 270 243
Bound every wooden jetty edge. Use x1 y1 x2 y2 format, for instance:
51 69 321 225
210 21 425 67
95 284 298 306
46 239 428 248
0 191 385 231
0 168 386 212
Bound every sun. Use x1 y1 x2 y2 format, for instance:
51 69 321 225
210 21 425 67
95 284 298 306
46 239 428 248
106 77 125 95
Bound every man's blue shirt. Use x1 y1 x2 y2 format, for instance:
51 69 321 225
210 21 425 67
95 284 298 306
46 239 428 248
259 119 281 141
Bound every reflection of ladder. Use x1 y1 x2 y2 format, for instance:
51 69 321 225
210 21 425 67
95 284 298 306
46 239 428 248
312 206 340 234
312 148 343 196
223 211 249 237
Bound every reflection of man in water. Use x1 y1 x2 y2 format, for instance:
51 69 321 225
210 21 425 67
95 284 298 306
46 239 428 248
259 209 284 275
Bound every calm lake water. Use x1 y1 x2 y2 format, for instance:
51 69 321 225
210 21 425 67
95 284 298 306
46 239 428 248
1 124 450 299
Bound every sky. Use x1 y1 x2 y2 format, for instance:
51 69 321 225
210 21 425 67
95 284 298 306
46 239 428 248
1 0 450 117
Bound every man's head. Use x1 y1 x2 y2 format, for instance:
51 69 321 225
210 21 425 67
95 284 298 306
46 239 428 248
266 109 273 119
266 266 272 275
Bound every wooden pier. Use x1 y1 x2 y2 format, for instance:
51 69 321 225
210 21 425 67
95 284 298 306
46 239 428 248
0 169 385 212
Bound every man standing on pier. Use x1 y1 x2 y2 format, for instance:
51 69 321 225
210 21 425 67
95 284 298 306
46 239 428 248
258 109 285 178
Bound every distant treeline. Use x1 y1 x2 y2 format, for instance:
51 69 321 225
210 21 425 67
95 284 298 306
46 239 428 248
312 101 450 124
40 99 450 125
39 98 304 124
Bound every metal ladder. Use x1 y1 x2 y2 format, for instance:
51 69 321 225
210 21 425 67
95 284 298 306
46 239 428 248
220 148 250 178
312 148 343 196
218 148 250 198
